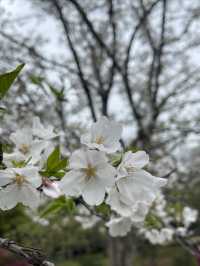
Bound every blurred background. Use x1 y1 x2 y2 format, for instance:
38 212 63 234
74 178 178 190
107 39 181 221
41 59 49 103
0 0 200 265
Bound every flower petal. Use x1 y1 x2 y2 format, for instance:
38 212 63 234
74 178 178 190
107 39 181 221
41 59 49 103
82 178 105 205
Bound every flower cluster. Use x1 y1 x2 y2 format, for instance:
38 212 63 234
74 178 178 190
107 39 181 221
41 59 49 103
0 116 167 237
140 193 198 245
0 117 59 210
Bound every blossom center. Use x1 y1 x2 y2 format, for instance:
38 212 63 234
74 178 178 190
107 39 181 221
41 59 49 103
83 164 96 178
95 136 104 144
19 144 29 154
15 174 26 185
125 166 136 174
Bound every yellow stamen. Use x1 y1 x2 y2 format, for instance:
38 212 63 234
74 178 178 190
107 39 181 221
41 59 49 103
15 174 25 185
19 144 29 155
95 136 104 144
125 166 136 174
83 164 96 178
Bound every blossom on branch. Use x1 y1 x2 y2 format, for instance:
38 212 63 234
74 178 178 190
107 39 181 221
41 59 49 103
60 149 116 205
33 117 57 140
81 116 122 153
0 167 41 209
116 151 167 205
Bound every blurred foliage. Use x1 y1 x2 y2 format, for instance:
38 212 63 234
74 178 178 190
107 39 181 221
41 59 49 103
0 194 199 266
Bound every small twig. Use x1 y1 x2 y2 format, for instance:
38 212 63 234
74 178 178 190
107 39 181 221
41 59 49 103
161 168 176 179
0 237 54 266
77 198 108 221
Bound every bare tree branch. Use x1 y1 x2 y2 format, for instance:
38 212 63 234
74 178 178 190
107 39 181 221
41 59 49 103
0 237 54 266
52 0 97 122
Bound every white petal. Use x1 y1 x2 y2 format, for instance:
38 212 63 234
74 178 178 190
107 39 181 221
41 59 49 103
0 183 40 210
0 169 15 186
43 181 61 198
86 150 108 166
60 170 82 197
122 151 149 169
0 184 18 210
131 202 150 225
106 187 133 217
18 183 41 208
82 178 105 205
15 167 42 188
30 140 48 161
10 128 33 147
96 164 116 188
106 217 132 237
69 149 88 169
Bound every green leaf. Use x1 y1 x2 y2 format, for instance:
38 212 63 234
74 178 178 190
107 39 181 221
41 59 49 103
66 198 76 212
48 84 64 100
40 196 75 217
111 153 122 167
0 107 7 113
30 75 44 85
51 158 68 172
47 146 60 171
0 64 25 99
40 201 63 217
95 203 110 216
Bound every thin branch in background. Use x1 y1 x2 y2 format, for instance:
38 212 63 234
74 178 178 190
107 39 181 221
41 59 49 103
52 0 97 122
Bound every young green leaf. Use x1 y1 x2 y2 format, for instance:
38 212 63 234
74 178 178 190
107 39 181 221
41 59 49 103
0 64 25 99
47 146 60 171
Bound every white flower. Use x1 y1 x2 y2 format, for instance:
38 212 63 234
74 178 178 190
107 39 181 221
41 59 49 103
106 217 132 237
116 151 167 205
0 167 42 209
182 206 198 228
33 117 57 140
60 149 116 205
153 192 167 219
81 116 122 153
106 187 150 225
117 151 149 178
143 228 174 245
10 128 47 164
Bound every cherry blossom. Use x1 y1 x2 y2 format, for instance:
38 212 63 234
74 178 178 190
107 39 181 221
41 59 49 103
60 149 116 205
142 228 174 245
81 116 122 153
32 117 57 140
0 167 42 209
116 151 167 205
10 127 48 164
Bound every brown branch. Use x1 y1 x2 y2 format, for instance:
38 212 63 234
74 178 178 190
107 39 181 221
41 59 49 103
106 0 116 94
152 0 168 104
66 0 142 124
0 237 54 266
124 0 161 76
52 0 97 122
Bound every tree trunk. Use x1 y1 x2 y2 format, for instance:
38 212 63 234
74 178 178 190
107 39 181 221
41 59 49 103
107 233 135 266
